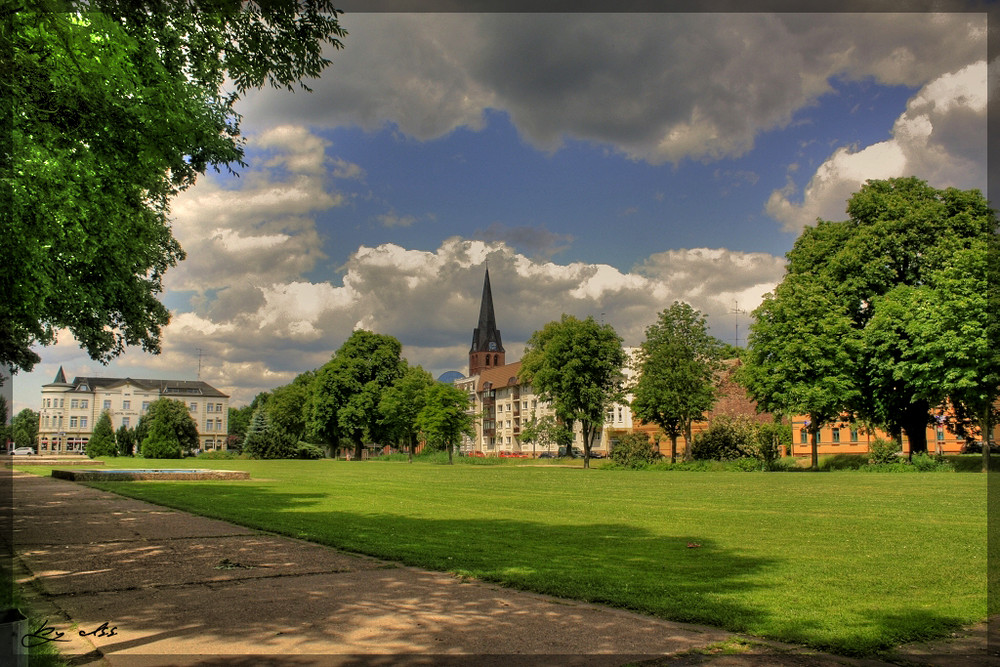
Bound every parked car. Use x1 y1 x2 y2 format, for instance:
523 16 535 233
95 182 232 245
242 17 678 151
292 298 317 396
588 450 607 459
10 447 35 456
537 452 556 459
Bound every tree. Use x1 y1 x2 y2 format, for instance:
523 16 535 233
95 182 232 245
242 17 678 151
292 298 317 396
115 423 135 457
630 302 726 464
519 414 567 457
416 383 473 464
308 330 406 460
86 411 116 458
609 432 660 469
786 177 997 454
227 404 254 453
379 364 435 462
265 371 315 442
242 406 295 459
137 398 198 457
740 274 861 469
4 1 346 373
519 315 627 469
11 408 38 449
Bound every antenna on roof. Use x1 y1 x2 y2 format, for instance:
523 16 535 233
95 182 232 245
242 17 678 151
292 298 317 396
730 301 747 348
196 348 203 379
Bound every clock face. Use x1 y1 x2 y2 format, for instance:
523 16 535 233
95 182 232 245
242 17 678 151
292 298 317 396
488 342 497 351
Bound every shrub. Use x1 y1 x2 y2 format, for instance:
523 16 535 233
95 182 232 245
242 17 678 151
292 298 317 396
691 416 756 461
609 432 661 469
141 419 183 458
295 443 325 460
911 453 953 472
867 438 901 465
197 450 238 460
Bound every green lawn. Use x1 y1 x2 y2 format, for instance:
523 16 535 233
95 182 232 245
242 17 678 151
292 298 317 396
20 458 988 657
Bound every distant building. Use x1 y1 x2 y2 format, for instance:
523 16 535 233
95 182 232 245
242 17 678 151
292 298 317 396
38 367 229 453
456 269 634 455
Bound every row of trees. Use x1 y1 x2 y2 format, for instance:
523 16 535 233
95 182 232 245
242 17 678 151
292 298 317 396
86 398 199 459
231 330 474 461
740 178 998 470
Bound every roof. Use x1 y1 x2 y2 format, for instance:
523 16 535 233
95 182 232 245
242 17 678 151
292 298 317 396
470 268 504 354
476 361 523 393
61 376 229 398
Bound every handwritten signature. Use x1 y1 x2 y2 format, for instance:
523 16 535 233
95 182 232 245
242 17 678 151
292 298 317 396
22 619 118 647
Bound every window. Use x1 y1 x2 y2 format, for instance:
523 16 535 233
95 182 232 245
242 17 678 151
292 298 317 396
103 400 111 410
832 428 840 443
216 418 223 431
800 428 808 444
216 403 223 412
205 421 213 431
142 401 150 412
71 399 79 409
189 402 198 412
70 417 78 428
122 417 130 427
207 403 214 413
80 400 88 409
850 428 859 442
79 417 87 429
122 400 130 410
936 426 945 441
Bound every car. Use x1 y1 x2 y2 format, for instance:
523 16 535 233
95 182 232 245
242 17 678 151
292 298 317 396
537 452 556 459
588 451 607 459
10 447 35 456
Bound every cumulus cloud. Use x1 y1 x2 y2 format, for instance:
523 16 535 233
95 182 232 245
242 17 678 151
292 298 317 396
237 13 985 165
766 60 988 231
474 222 574 259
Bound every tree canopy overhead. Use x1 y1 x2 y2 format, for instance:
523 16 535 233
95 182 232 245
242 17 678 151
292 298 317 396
3 1 346 373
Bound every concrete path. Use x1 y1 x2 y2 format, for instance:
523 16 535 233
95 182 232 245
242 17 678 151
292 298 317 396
2 470 990 666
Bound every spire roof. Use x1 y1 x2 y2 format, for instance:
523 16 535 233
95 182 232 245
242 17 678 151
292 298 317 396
53 366 68 384
471 268 504 354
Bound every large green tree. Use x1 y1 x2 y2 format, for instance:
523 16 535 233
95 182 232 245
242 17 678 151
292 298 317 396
415 383 473 465
265 370 315 443
630 302 726 464
3 1 346 373
741 274 861 469
519 315 627 469
308 330 406 460
379 364 435 462
137 398 198 458
747 177 997 459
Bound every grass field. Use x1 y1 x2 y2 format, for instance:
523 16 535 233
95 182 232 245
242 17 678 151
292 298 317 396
21 458 988 657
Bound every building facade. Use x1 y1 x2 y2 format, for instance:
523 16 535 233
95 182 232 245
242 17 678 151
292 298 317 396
38 367 230 453
457 270 634 456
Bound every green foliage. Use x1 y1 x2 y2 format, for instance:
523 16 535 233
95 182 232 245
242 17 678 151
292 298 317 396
308 330 406 460
867 438 901 465
4 1 346 372
242 408 296 459
227 403 254 452
630 302 725 460
11 408 39 448
115 424 135 456
519 414 570 456
691 416 757 461
295 442 325 460
519 314 627 467
137 398 199 456
86 411 116 458
609 432 661 469
196 449 240 460
379 364 435 459
415 383 473 464
141 418 182 459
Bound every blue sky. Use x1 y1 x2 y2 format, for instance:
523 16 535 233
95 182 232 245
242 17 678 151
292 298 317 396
12 11 989 412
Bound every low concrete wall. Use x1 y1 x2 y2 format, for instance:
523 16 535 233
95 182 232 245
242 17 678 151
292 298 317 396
51 469 250 481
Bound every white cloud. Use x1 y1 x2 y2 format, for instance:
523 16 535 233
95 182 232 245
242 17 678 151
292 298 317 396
767 60 988 231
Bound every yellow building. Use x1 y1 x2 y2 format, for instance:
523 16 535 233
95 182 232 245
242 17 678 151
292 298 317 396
39 367 230 453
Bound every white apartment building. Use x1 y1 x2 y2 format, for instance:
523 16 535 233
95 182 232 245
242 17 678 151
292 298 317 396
38 367 229 453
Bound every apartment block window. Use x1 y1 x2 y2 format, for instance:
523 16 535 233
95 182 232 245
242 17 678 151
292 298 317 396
59 399 64 408
70 417 78 428
832 428 840 443
103 400 111 410
936 426 945 441
142 401 150 412
189 402 198 412
800 428 808 444
122 400 130 410
215 418 223 431
206 421 213 431
81 400 88 409
71 399 79 409
79 417 87 429
207 403 214 413
216 403 223 412
850 428 859 442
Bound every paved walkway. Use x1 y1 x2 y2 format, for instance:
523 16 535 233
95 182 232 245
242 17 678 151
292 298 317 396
2 470 992 666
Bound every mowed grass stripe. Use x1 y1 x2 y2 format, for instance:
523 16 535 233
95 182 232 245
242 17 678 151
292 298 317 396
58 458 986 657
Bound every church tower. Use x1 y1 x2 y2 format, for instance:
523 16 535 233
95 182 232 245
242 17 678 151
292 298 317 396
469 267 505 376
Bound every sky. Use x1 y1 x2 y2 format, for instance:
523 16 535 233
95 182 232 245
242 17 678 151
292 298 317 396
11 9 991 414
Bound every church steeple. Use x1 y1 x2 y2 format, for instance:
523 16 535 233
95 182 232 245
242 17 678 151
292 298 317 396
469 267 504 376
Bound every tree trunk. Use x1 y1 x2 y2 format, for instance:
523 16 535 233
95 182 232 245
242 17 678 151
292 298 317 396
354 440 364 461
582 422 591 469
810 419 819 470
408 435 414 463
901 399 930 458
669 433 677 464
683 422 693 461
982 407 992 473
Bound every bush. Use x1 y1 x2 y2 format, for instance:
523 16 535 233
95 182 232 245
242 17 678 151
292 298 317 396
691 416 756 461
197 449 238 460
141 419 183 458
295 443 325 460
609 432 661 469
867 438 901 465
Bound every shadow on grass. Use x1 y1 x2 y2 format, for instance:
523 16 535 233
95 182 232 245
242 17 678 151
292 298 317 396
68 480 979 658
